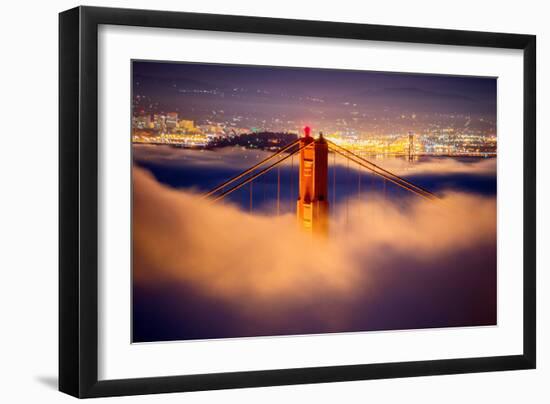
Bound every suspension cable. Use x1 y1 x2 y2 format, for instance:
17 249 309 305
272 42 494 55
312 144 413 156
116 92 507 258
332 150 336 206
290 153 294 210
358 165 361 199
277 165 280 216
203 139 300 198
249 182 253 212
346 155 350 226
358 165 362 217
327 140 437 199
330 147 436 201
212 142 311 202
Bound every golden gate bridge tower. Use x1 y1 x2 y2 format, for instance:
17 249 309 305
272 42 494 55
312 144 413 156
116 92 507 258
296 127 329 235
204 126 437 235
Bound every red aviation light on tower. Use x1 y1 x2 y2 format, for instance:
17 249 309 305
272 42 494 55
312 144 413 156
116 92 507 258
303 126 311 138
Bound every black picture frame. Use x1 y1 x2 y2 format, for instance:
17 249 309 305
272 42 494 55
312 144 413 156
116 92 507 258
59 6 536 398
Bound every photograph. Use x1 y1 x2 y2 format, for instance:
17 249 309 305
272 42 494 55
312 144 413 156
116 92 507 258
131 61 498 343
0 0 542 401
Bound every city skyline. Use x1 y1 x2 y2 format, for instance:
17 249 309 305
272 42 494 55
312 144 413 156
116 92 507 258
132 60 497 138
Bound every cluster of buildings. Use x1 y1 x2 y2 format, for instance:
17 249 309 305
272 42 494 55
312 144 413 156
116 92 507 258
132 112 250 147
326 131 496 156
132 111 496 156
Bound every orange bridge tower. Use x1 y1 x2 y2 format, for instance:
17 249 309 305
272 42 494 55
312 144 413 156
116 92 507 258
296 126 329 235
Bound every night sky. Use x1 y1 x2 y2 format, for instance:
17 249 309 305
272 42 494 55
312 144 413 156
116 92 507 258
132 60 497 133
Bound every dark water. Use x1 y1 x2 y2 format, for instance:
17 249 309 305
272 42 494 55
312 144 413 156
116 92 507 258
132 145 497 342
134 147 496 215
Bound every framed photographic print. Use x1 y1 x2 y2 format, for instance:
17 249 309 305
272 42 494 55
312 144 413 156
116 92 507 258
59 6 536 398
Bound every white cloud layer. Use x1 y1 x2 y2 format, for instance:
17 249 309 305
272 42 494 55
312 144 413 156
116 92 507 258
133 166 496 310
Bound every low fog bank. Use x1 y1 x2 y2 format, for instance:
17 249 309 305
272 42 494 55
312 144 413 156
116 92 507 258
132 166 496 341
